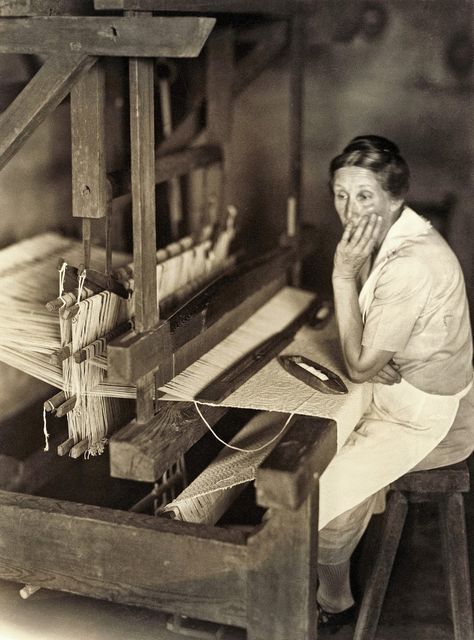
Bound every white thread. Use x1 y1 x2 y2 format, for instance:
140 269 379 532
194 401 294 453
77 268 86 303
58 261 67 308
42 406 50 452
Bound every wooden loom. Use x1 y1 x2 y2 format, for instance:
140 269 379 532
0 2 348 639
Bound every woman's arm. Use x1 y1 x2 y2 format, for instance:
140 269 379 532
332 214 395 383
332 276 395 382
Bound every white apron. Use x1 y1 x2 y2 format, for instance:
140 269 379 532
318 248 472 531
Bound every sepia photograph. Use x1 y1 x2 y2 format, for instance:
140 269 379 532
0 1 472 638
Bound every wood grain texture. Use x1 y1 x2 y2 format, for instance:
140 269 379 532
109 402 227 481
0 489 248 626
0 53 95 172
94 0 317 14
71 60 107 218
129 55 158 423
247 480 319 639
256 416 336 510
0 0 94 15
0 16 215 57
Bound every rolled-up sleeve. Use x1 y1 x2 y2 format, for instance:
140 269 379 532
362 257 432 353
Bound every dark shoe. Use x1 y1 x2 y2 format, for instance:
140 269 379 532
317 605 356 635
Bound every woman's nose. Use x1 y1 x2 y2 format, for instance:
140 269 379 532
345 198 361 221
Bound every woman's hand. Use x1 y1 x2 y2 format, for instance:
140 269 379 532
369 360 401 385
333 214 383 279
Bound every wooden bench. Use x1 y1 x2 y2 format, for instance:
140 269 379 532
354 462 474 640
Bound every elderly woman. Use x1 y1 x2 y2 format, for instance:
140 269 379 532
316 135 474 629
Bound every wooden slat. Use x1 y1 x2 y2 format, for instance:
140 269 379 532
0 16 215 57
0 0 93 15
129 54 158 423
0 54 95 172
94 0 317 14
256 416 336 511
108 144 222 199
71 61 107 218
109 401 227 482
0 490 248 627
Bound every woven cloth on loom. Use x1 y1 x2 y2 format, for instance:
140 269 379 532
160 288 372 522
159 286 372 449
161 411 289 524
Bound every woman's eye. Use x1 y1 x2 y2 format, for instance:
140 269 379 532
359 192 373 201
336 193 347 200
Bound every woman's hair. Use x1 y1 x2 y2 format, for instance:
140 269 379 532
329 135 410 198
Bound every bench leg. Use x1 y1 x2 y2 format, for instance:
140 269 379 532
353 490 408 640
439 493 474 640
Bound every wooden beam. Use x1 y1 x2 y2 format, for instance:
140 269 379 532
129 54 158 423
247 416 336 640
108 144 222 199
0 490 248 627
256 416 336 511
94 0 317 14
248 477 319 639
0 54 95 172
109 402 227 481
0 16 215 57
0 1 94 15
71 61 108 218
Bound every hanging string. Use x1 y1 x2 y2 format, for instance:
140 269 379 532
76 268 87 305
42 405 50 452
194 401 295 453
58 261 67 309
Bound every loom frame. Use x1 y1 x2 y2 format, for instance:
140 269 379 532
0 415 336 640
0 2 338 639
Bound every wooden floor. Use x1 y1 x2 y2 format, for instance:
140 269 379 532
0 436 473 640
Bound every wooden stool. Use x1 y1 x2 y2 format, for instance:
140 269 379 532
354 462 474 640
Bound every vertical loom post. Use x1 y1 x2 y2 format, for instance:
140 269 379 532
71 60 107 270
205 27 234 230
71 59 107 219
129 23 159 424
247 416 336 640
288 12 305 285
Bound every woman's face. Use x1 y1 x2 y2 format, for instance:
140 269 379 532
333 166 402 242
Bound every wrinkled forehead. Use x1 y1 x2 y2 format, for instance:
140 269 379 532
333 166 381 190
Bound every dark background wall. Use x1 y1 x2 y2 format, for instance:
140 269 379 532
230 0 473 302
